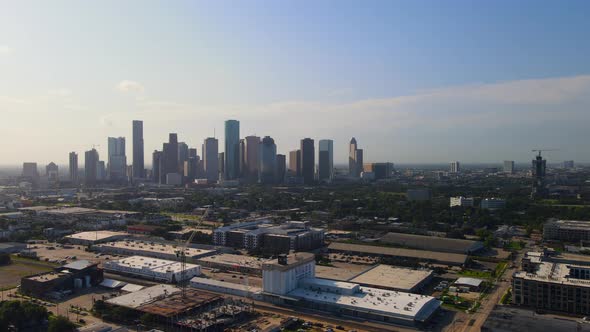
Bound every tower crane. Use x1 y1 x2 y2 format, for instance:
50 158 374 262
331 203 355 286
175 217 203 299
532 149 559 157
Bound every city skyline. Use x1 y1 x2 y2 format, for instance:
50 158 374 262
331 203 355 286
2 1 590 164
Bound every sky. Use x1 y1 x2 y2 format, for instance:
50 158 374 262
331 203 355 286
1 0 590 166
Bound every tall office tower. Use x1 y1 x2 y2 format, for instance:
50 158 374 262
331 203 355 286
218 152 225 180
184 157 199 183
161 133 179 184
188 148 197 159
450 161 460 173
259 136 277 184
276 154 286 184
151 150 162 183
224 119 240 180
22 162 39 183
84 149 99 186
244 135 261 183
532 153 547 198
107 137 127 182
132 120 144 178
289 150 301 176
503 160 515 174
318 139 334 182
563 160 575 169
300 138 315 185
239 139 246 178
178 142 189 173
45 162 59 183
69 152 79 183
349 137 362 177
97 161 107 181
202 138 219 182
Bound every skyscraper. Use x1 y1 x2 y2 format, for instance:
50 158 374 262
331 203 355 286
300 138 315 185
108 137 127 182
349 138 362 178
202 137 219 182
259 136 277 184
151 150 162 183
224 120 240 180
503 160 515 174
84 148 99 186
218 152 225 180
46 162 59 184
161 133 179 184
532 153 547 198
69 152 78 183
289 150 301 176
276 154 286 184
318 139 334 182
178 142 189 173
188 148 197 159
244 135 261 183
132 120 144 178
450 161 460 173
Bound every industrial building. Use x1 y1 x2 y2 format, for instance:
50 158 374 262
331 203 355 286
379 232 484 254
64 230 128 245
28 206 141 230
513 251 590 315
349 265 434 292
328 242 467 266
543 220 590 242
190 277 263 299
214 220 324 254
21 260 103 298
196 253 268 275
93 239 215 262
103 256 202 283
480 198 506 210
450 196 474 208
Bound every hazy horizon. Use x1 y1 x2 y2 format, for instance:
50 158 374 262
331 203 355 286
2 1 590 165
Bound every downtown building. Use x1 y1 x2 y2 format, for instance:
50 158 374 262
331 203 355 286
108 137 127 183
300 138 315 185
224 120 240 180
318 139 333 182
259 136 277 184
348 138 363 178
202 137 219 183
132 120 145 179
69 152 79 184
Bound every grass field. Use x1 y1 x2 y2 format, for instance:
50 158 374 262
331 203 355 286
0 257 55 290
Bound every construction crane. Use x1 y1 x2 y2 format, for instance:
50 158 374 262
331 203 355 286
532 149 559 157
176 230 197 299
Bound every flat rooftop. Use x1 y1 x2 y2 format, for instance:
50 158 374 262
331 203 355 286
379 232 483 253
547 220 590 230
328 242 467 265
350 265 433 291
26 272 67 282
197 253 268 269
65 231 128 242
315 265 371 281
262 252 315 271
107 284 180 308
94 240 215 258
105 256 200 274
138 289 221 318
190 277 263 293
514 261 590 287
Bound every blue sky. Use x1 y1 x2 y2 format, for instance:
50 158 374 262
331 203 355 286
1 1 589 164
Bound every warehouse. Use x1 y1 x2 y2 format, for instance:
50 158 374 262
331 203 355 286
350 265 434 292
328 242 467 266
190 277 262 299
64 231 128 245
379 232 484 254
21 260 103 298
196 253 268 275
93 239 215 262
103 256 201 283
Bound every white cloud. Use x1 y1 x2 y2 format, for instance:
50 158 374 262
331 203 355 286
47 88 73 97
0 46 14 55
116 80 145 93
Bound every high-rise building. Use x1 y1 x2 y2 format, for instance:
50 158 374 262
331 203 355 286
188 148 197 159
348 138 363 178
108 137 127 182
532 153 547 198
276 154 286 183
151 150 162 183
224 120 240 180
184 157 199 183
289 150 301 176
161 133 179 184
84 149 99 186
239 139 246 178
218 152 225 180
97 161 107 181
450 161 460 173
132 120 144 178
503 160 515 174
244 135 261 183
259 136 277 184
202 138 219 182
355 149 363 175
45 162 59 184
22 162 39 184
69 152 79 183
363 162 394 180
178 142 189 173
318 139 334 182
300 138 315 185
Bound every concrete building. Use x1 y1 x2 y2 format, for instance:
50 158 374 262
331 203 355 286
480 198 506 210
177 142 189 175
69 152 78 183
300 138 315 185
262 253 316 295
363 163 394 180
563 160 575 169
93 239 215 262
243 135 260 183
197 253 268 275
190 277 262 299
276 154 286 184
21 260 103 298
224 119 240 180
151 150 162 183
288 149 301 176
202 137 219 183
318 139 334 182
161 133 179 184
532 152 547 198
84 149 99 186
350 265 433 292
379 232 484 254
104 256 201 283
450 196 475 208
22 162 39 185
259 136 277 184
107 137 127 182
132 120 144 179
64 231 128 245
503 160 515 174
453 277 484 291
348 137 361 178
45 162 59 183
544 220 590 242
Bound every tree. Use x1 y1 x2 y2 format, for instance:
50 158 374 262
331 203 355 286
48 315 76 332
